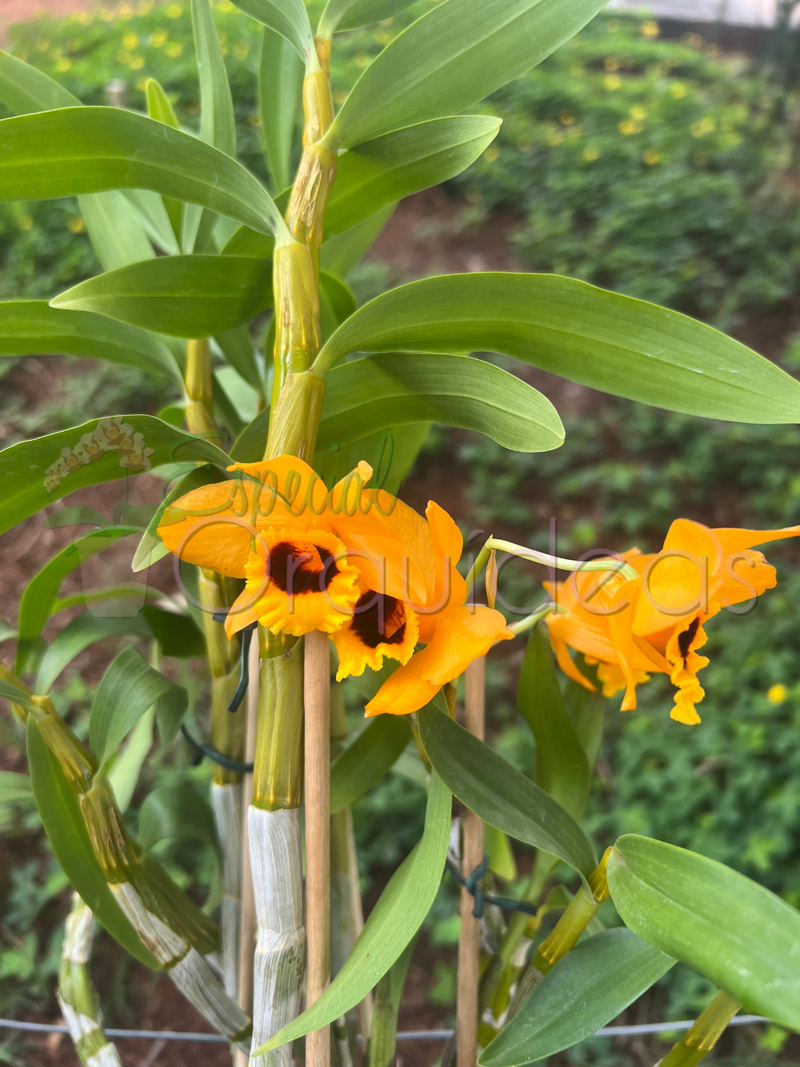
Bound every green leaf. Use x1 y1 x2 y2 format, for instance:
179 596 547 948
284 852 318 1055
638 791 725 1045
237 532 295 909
90 647 187 767
0 771 34 805
517 622 590 818
0 48 79 111
314 422 430 497
52 583 160 612
78 191 156 272
17 527 140 671
191 0 236 158
35 612 153 694
256 769 451 1054
325 116 500 235
0 301 178 380
0 620 18 644
232 0 315 61
330 716 412 813
320 270 357 325
0 679 39 716
27 719 159 970
0 107 289 241
320 206 394 278
607 835 800 1029
317 273 800 424
107 707 154 813
258 25 302 192
139 783 220 855
120 189 180 256
479 929 675 1066
145 80 184 240
318 0 414 36
563 674 604 772
0 53 169 269
317 353 563 453
215 324 262 396
418 702 596 879
326 0 609 148
145 78 180 130
155 687 191 748
51 256 274 338
0 415 232 537
140 606 206 658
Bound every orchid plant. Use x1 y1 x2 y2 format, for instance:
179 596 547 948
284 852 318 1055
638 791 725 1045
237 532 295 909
1 1 800 1066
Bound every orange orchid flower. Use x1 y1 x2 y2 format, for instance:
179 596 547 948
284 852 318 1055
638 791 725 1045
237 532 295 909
157 455 430 639
546 519 800 724
334 501 513 717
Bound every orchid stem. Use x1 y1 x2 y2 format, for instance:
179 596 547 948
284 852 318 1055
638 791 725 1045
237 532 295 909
305 629 331 1067
487 538 639 582
655 990 742 1067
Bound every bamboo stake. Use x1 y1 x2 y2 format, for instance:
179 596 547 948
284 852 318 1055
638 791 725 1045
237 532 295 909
305 629 331 1067
236 639 259 1067
457 657 486 1067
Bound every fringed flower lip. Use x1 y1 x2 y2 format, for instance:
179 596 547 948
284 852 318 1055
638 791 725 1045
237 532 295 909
335 500 513 716
546 519 800 724
225 526 362 638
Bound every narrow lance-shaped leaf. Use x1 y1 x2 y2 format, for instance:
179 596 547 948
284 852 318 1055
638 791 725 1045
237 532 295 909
330 716 412 813
517 622 590 817
325 116 500 235
321 205 394 278
259 24 302 192
36 613 153 694
316 273 800 424
317 0 415 37
0 301 179 380
0 108 290 241
27 721 160 970
90 647 188 767
0 415 232 538
326 0 609 149
418 701 597 879
0 51 164 270
607 835 800 1030
315 422 431 497
231 0 315 62
145 78 184 241
255 769 452 1054
479 929 676 1067
51 256 274 338
316 353 564 454
191 0 236 157
16 527 140 672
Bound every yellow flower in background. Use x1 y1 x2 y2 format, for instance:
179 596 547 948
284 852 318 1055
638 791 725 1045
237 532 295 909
583 146 601 162
151 30 168 47
671 82 688 99
691 116 717 138
55 58 72 72
604 74 622 90
619 119 642 135
643 149 662 165
630 105 648 121
165 2 183 16
546 519 800 725
122 32 139 49
67 216 85 233
641 20 660 37
130 55 145 70
483 146 500 163
767 684 788 705
166 42 184 57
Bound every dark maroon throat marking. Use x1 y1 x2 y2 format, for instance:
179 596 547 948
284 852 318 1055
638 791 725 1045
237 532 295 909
351 592 407 649
268 541 339 594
